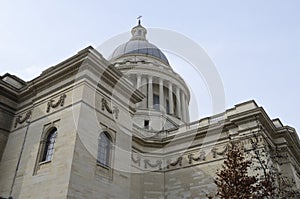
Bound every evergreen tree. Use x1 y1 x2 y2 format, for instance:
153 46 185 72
214 132 300 199
214 142 257 199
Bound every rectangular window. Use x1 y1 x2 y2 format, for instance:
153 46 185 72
166 99 170 114
144 120 150 129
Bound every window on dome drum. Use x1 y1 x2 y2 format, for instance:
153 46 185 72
41 128 57 162
166 99 170 114
153 94 160 111
97 132 112 167
144 120 150 129
173 93 177 116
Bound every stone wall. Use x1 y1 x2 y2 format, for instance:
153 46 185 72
165 165 217 199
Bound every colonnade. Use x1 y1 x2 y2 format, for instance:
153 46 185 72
135 74 189 123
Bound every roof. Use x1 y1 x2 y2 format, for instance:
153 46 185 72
110 24 169 65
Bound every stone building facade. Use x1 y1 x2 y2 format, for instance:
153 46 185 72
0 22 299 199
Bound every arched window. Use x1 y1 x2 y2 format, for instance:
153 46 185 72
97 132 112 167
41 128 57 162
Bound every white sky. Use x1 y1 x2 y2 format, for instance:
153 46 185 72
0 1 299 134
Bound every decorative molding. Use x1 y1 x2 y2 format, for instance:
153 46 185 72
144 159 162 170
46 94 66 113
212 145 228 158
101 98 119 119
15 110 32 128
188 150 206 164
130 146 229 171
166 156 183 169
131 154 141 167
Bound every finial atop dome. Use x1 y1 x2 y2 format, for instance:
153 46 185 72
137 15 142 25
131 17 147 41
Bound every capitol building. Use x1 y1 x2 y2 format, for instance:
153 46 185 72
0 21 299 199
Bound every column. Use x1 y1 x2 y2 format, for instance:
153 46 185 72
176 87 181 119
168 82 174 115
148 76 153 109
136 74 141 89
186 99 190 123
136 74 142 108
141 76 147 108
181 92 186 122
159 79 164 111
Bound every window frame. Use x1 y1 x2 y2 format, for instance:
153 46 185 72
153 94 160 111
40 127 58 163
144 120 150 129
97 131 113 168
33 125 59 175
166 99 170 114
96 129 115 181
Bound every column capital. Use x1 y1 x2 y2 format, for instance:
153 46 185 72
148 76 153 86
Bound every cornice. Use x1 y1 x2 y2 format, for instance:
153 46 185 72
131 103 300 158
0 46 143 112
275 126 300 166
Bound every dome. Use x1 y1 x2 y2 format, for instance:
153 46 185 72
110 22 169 65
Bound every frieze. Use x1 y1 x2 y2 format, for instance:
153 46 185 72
144 159 162 170
46 94 66 113
273 146 289 164
131 146 230 171
212 145 228 158
15 110 32 128
188 150 206 164
101 98 119 119
166 156 183 169
130 140 289 172
131 153 141 167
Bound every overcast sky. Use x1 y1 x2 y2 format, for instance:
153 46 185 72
1 1 299 134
